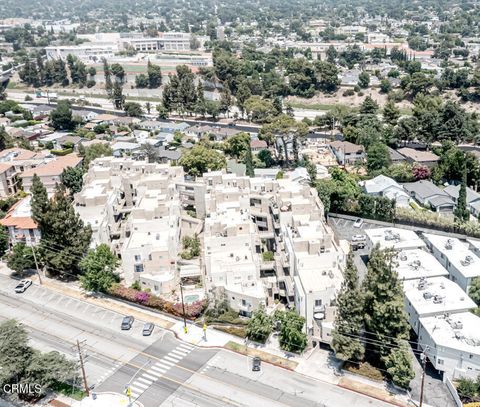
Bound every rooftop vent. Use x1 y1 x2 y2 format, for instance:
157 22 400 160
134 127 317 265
455 331 465 340
433 295 444 304
451 320 463 329
423 292 433 300
461 255 474 266
445 239 453 250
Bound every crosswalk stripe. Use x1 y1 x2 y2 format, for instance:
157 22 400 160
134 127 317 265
130 393 139 399
137 377 153 385
164 355 181 363
171 349 188 357
150 366 167 374
177 344 193 351
130 384 147 392
158 359 175 367
132 382 149 389
142 373 158 381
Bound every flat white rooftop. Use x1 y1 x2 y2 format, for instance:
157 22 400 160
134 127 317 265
366 227 426 251
420 312 480 355
403 277 476 316
424 234 480 279
395 249 449 280
295 264 343 294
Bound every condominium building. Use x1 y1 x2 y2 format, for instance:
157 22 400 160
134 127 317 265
403 277 476 334
75 157 184 292
20 153 83 194
0 163 19 197
394 249 449 281
365 227 426 252
423 234 480 293
418 312 480 380
0 196 40 246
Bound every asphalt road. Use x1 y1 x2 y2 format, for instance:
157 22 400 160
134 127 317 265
0 273 393 407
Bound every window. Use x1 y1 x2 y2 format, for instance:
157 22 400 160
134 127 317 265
154 285 158 291
134 264 144 273
437 358 444 365
148 254 152 261
315 299 322 307
134 254 141 262
241 299 247 306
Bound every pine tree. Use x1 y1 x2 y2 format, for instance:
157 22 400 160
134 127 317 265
332 254 365 362
111 82 125 110
245 146 254 177
454 162 470 222
103 58 113 98
362 247 410 362
30 174 49 225
37 184 92 277
219 87 232 117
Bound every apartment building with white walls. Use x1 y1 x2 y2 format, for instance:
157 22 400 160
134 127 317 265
423 234 480 293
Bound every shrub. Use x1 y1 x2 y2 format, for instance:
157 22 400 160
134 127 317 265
215 325 247 338
343 89 355 97
50 148 73 156
109 283 206 318
135 291 150 304
343 361 384 381
262 251 274 261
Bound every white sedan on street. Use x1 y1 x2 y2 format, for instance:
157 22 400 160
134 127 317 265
15 279 32 293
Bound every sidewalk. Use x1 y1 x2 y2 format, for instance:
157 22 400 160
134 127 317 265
1 266 407 406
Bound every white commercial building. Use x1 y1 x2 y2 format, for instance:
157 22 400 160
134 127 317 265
45 44 118 62
423 234 480 293
365 227 426 252
403 277 476 334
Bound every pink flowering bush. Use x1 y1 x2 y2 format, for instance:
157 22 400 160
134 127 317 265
109 284 206 319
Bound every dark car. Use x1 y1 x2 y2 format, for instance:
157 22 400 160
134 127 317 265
121 316 134 330
252 356 261 372
142 322 154 336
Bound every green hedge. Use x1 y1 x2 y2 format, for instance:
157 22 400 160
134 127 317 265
50 148 73 156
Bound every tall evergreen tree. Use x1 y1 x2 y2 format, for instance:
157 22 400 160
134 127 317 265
30 174 49 225
245 146 254 177
362 247 410 362
332 254 365 362
37 184 92 277
454 162 470 222
103 58 113 98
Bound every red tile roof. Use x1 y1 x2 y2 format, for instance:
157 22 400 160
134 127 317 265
20 154 82 178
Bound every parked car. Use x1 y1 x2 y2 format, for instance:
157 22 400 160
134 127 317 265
353 218 364 228
252 356 261 371
121 316 134 330
15 279 32 293
351 234 366 242
142 322 154 336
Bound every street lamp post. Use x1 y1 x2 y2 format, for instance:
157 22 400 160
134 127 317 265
179 283 187 334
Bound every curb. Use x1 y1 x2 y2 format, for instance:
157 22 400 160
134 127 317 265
338 382 405 407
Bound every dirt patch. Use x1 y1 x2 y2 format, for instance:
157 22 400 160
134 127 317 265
225 340 298 370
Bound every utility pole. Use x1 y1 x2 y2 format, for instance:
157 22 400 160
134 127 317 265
31 246 42 285
419 346 429 407
76 340 89 396
179 283 187 334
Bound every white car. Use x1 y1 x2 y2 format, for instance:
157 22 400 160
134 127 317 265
353 218 364 228
15 279 32 293
351 234 366 242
